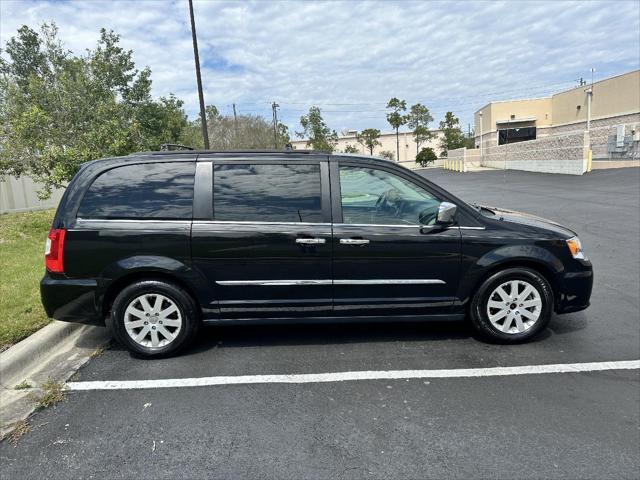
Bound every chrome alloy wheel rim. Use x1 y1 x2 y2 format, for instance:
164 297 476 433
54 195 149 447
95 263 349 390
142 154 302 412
486 280 542 334
124 294 182 348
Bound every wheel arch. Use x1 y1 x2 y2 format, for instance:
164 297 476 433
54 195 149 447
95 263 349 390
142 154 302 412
459 245 564 313
101 270 204 320
469 258 560 313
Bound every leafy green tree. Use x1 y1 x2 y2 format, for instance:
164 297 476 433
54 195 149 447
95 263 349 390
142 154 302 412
379 150 395 161
386 98 407 162
0 25 52 92
277 123 290 145
406 103 434 156
296 106 338 152
343 144 359 153
438 111 466 156
0 24 190 198
415 147 438 167
356 128 382 155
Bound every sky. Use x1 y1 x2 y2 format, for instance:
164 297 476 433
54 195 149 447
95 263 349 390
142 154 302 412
1 0 639 136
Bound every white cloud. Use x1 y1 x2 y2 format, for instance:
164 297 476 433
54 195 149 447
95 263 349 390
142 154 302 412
1 0 638 134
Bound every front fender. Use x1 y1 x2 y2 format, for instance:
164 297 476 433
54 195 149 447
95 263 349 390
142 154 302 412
475 244 564 272
457 243 564 308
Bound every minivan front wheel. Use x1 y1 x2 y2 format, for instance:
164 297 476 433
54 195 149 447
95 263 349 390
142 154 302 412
470 267 553 343
111 280 199 357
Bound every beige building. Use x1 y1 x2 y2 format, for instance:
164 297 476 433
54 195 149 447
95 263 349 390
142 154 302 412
291 129 445 166
474 70 640 161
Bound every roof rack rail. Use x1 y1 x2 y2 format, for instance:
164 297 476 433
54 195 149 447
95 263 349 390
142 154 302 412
133 148 325 156
160 143 194 151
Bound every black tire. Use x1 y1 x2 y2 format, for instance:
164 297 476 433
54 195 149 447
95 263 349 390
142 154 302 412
111 279 200 358
470 267 553 343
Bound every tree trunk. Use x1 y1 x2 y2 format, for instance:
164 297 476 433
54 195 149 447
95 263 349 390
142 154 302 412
396 128 399 162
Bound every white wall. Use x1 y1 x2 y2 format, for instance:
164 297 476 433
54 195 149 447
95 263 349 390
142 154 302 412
481 131 589 175
0 176 64 214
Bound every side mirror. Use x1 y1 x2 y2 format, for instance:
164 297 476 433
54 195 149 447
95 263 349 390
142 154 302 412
420 202 457 234
437 201 457 225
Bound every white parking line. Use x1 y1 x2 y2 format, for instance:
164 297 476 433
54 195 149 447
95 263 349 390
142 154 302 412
66 360 640 391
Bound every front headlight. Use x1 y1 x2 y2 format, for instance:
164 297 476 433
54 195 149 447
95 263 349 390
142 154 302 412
566 236 586 259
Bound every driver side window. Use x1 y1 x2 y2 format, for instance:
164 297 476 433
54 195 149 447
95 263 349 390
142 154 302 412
339 166 440 226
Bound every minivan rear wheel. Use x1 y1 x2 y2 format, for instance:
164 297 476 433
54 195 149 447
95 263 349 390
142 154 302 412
470 267 553 343
111 279 199 358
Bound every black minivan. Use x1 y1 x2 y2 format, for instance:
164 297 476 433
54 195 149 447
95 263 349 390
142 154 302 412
41 150 593 357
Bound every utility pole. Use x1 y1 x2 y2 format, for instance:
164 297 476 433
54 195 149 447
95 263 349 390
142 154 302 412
188 0 209 149
232 103 238 144
272 102 280 149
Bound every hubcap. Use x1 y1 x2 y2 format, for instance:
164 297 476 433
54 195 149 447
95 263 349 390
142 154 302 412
124 293 182 348
486 280 542 334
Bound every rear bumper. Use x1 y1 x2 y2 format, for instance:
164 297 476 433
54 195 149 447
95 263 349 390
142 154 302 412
555 261 593 314
40 275 104 325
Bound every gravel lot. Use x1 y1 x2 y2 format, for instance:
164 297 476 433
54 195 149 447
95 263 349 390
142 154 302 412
2 167 639 479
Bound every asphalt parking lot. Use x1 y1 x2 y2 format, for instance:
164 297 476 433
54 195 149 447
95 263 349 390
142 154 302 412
2 167 639 479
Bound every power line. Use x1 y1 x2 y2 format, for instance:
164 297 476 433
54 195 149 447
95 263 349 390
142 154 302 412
227 79 577 109
208 76 588 131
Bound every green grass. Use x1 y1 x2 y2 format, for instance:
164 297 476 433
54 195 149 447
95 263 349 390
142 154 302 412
0 209 54 349
14 380 32 390
29 378 67 409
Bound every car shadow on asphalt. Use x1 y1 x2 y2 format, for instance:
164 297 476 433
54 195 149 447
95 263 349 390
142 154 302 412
105 314 588 360
548 311 588 335
183 313 587 353
192 320 474 351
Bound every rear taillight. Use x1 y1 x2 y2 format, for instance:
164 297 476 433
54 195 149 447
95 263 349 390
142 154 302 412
45 228 66 273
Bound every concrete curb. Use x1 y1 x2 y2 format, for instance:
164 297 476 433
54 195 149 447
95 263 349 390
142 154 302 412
0 321 111 437
1 321 81 385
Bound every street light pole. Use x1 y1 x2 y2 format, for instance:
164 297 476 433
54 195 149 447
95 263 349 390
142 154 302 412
188 0 210 150
479 111 483 163
586 68 595 132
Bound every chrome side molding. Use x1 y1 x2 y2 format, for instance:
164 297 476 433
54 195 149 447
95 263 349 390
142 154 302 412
216 279 446 286
217 280 332 286
295 238 326 245
339 238 370 245
334 279 445 285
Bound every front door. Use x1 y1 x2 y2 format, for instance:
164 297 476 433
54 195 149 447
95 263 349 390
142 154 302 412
191 158 333 319
331 162 461 317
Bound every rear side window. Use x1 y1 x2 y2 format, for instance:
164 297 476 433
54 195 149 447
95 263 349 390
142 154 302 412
213 164 323 223
78 162 195 219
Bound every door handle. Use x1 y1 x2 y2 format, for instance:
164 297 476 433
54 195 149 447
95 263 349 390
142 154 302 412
296 238 326 245
340 238 370 245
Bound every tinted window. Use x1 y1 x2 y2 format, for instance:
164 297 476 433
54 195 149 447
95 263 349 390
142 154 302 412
339 166 440 225
78 162 195 219
213 164 323 222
